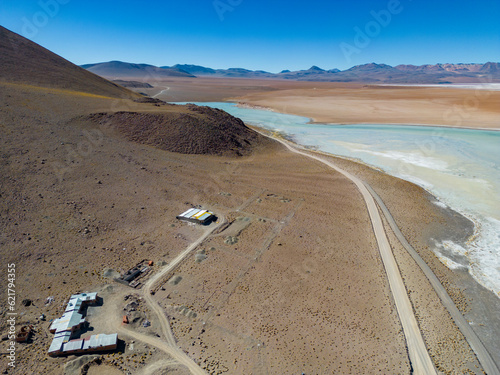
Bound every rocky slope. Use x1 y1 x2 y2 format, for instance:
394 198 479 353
0 26 139 99
86 104 270 156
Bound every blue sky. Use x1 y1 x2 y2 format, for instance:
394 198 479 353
1 0 499 72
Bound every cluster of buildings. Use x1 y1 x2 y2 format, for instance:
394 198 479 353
48 292 117 357
47 207 214 357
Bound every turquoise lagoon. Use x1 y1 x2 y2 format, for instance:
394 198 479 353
177 102 500 297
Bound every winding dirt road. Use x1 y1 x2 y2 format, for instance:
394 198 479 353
261 132 438 375
153 87 170 98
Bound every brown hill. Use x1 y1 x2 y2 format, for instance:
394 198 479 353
0 26 139 99
86 104 270 156
0 25 268 157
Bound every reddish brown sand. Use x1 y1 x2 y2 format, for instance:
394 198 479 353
139 76 500 129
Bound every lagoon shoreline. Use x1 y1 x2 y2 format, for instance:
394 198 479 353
168 94 500 371
316 147 500 367
175 101 500 296
245 119 500 370
235 101 500 132
252 124 500 369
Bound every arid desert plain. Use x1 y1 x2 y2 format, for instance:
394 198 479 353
1 26 500 375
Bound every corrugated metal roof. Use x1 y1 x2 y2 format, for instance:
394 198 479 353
62 339 83 352
193 210 207 218
50 293 97 333
179 208 197 217
82 333 117 350
48 337 64 354
187 209 201 217
50 310 85 332
198 213 212 221
178 208 214 222
70 292 97 303
48 291 118 356
54 330 72 342
66 298 83 312
48 331 72 354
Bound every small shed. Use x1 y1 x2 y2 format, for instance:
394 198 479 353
176 208 214 224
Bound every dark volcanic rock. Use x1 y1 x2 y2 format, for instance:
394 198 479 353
112 80 154 88
87 105 270 156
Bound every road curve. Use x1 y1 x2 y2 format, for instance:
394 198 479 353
117 325 206 375
261 132 437 375
116 217 225 375
153 87 170 98
364 183 500 375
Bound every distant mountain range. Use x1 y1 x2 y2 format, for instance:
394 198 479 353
82 61 500 84
81 61 195 78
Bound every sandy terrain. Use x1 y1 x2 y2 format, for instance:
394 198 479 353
137 77 500 129
3 25 498 375
1 80 498 374
232 85 500 129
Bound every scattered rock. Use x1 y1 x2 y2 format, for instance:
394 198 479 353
169 275 182 285
195 253 207 263
102 268 120 279
124 301 139 312
22 299 32 306
225 236 239 245
87 107 268 156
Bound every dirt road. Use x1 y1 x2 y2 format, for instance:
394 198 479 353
116 217 225 375
117 325 205 375
144 217 226 346
153 87 170 98
261 132 437 375
365 183 500 375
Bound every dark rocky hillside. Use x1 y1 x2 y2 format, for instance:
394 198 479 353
86 104 270 156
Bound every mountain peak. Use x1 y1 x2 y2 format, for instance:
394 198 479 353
308 65 325 71
348 63 395 71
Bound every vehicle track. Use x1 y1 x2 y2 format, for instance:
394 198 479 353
116 217 225 375
261 132 437 374
365 182 499 375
